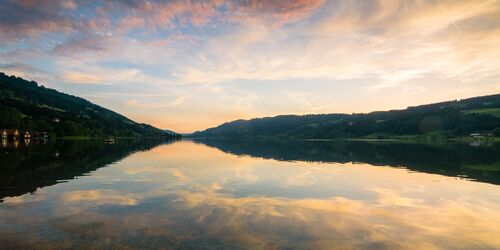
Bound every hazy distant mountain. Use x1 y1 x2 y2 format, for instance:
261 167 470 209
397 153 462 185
192 94 500 139
0 72 177 137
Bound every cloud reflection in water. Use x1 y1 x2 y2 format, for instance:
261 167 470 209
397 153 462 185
1 140 500 249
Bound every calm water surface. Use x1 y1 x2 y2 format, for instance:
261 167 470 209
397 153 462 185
1 139 500 249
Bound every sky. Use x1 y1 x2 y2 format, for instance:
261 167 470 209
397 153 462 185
0 0 499 133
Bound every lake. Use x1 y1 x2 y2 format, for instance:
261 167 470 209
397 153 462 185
1 139 500 249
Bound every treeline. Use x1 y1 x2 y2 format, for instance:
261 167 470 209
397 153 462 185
192 94 500 139
0 72 179 138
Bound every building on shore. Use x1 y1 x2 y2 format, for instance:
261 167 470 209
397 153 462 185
1 129 21 140
1 129 42 141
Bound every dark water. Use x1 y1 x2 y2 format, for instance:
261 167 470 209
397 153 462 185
1 139 500 249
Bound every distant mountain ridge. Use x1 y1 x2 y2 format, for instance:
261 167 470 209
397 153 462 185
192 94 500 139
0 72 176 137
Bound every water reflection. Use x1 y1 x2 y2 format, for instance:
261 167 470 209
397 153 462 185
0 139 166 202
195 139 500 185
1 140 500 249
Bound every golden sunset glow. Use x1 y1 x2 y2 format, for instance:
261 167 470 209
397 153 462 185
1 0 499 132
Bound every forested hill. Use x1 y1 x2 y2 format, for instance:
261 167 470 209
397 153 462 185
0 72 172 137
192 94 500 139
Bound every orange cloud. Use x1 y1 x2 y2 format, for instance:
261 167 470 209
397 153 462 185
226 0 326 25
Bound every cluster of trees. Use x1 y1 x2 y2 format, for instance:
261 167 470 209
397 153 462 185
0 73 180 138
193 94 500 139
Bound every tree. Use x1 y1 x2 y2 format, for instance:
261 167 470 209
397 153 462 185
0 107 22 128
61 121 77 136
492 127 500 137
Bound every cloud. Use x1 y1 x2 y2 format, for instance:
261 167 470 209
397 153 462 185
0 0 88 42
8 0 497 87
0 63 44 75
1 0 499 132
107 0 325 30
62 190 138 206
0 0 325 53
225 0 326 25
61 0 77 10
0 63 53 83
126 96 187 109
62 68 144 85
172 0 500 88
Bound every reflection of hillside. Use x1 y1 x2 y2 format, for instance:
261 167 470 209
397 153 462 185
195 139 500 185
0 139 170 201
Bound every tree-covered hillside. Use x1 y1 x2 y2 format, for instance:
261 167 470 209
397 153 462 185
0 72 173 137
192 94 500 139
